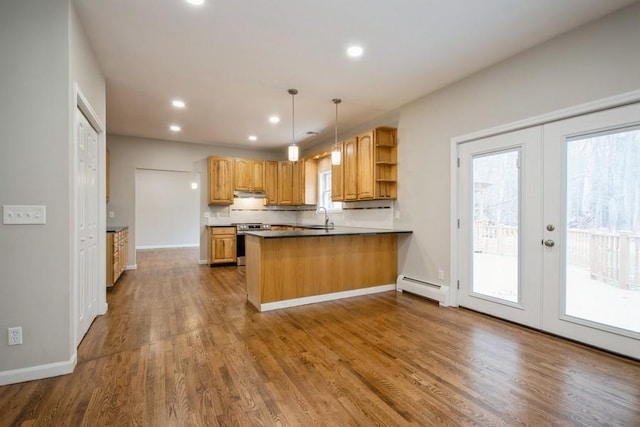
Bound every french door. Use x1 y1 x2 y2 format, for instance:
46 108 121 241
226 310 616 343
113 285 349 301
458 102 640 359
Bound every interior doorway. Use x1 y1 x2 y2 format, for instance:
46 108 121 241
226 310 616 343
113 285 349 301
134 169 200 250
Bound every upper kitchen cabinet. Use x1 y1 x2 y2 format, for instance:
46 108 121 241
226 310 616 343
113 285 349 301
337 127 397 202
263 161 278 205
277 161 294 205
357 130 375 200
343 136 358 201
208 156 234 205
331 141 344 202
293 159 317 205
234 159 264 192
373 127 397 199
277 159 317 205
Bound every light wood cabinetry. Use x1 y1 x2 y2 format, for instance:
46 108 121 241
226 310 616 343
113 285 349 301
107 227 128 287
292 159 318 205
209 227 236 264
373 127 397 199
343 136 358 200
264 161 278 205
208 156 234 205
234 159 264 192
334 127 397 202
277 161 294 205
246 233 398 311
356 130 375 200
331 142 344 201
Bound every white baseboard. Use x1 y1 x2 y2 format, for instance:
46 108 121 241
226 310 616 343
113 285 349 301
136 244 199 249
125 264 137 271
0 353 77 386
199 259 209 265
257 284 396 312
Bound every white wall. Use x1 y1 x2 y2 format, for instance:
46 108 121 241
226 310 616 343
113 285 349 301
135 169 200 248
0 0 105 379
394 3 640 288
107 134 282 265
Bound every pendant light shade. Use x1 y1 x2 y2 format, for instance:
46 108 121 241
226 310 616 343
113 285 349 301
331 98 342 165
287 89 299 161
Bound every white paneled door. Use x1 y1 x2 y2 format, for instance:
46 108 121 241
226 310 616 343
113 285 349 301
76 107 99 344
458 102 640 359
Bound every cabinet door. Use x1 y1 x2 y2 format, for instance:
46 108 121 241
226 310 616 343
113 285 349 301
357 130 374 199
278 161 293 205
343 136 358 200
264 161 278 205
331 142 344 201
292 160 303 205
234 158 251 191
251 160 265 191
212 236 236 263
208 156 234 205
106 233 114 287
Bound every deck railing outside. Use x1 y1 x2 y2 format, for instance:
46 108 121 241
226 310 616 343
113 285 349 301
474 224 640 289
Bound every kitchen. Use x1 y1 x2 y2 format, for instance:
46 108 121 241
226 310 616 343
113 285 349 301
3 1 640 422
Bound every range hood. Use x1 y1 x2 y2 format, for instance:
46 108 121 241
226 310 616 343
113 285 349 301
234 190 266 199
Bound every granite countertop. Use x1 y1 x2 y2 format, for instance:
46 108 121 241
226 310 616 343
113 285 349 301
244 226 412 239
106 225 128 232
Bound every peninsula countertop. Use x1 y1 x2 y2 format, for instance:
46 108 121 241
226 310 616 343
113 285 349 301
244 226 412 239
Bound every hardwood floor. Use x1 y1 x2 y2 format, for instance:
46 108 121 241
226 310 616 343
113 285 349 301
1 248 639 426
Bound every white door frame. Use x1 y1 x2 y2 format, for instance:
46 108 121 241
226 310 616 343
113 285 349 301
71 83 106 353
450 89 640 308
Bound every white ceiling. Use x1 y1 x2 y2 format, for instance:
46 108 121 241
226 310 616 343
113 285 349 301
74 0 636 154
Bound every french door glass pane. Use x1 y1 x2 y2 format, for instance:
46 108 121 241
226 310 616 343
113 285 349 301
565 127 640 334
472 150 520 303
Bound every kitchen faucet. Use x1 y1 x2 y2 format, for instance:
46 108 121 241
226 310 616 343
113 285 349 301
317 206 333 229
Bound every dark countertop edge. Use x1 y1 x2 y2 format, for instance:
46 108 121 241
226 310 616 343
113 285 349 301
106 225 128 233
206 224 234 227
244 227 412 239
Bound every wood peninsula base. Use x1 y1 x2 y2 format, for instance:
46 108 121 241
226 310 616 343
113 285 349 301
245 232 400 312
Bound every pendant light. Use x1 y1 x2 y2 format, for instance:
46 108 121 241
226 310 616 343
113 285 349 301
331 98 342 165
287 88 299 161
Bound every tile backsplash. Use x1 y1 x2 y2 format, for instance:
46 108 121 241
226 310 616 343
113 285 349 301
205 198 394 228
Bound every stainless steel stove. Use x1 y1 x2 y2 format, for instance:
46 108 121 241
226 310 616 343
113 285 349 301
235 223 271 265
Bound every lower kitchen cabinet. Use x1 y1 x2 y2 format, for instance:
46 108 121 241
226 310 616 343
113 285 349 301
209 227 237 264
107 227 128 287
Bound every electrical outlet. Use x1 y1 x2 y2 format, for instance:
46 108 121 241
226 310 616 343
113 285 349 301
8 327 22 346
108 211 115 218
395 210 400 219
438 269 444 280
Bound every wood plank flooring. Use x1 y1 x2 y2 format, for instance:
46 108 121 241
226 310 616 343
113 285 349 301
1 247 639 426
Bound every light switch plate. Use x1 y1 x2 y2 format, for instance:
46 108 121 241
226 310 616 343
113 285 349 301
3 205 46 225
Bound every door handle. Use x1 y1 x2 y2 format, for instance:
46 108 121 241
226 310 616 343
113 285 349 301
543 239 555 247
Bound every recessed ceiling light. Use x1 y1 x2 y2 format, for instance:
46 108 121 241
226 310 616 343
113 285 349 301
185 0 205 5
346 45 363 58
268 115 280 124
248 135 258 141
172 99 186 108
169 125 181 132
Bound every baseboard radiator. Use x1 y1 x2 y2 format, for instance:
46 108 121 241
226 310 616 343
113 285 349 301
396 274 451 306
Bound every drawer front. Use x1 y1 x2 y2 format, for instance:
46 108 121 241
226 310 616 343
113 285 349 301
210 227 236 236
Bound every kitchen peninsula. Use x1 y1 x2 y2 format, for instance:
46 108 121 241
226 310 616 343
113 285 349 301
245 227 411 311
